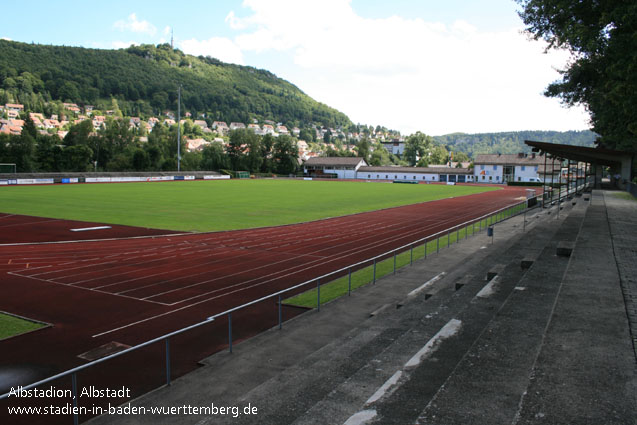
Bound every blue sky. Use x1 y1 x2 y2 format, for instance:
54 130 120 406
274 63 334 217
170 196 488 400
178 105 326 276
2 0 590 135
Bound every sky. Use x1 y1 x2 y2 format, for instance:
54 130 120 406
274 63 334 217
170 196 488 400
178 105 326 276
1 0 591 136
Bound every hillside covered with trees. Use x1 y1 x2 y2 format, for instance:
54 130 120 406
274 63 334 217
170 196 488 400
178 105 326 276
434 130 597 158
0 40 351 128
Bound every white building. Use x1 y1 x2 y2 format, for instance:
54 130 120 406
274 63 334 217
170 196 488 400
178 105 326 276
358 166 474 183
380 140 406 156
304 157 368 179
474 153 545 183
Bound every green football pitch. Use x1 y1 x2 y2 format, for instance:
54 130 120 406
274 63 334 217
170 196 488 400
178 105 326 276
0 180 498 232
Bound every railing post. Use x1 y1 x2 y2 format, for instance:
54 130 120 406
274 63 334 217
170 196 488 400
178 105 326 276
436 236 439 253
393 252 396 274
165 338 171 386
410 246 413 265
228 313 232 353
72 373 79 425
447 230 450 247
523 208 527 232
278 295 282 330
373 259 376 283
348 268 352 296
317 279 321 311
424 238 427 259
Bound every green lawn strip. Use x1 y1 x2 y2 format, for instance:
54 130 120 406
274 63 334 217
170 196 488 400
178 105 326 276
0 312 45 340
284 205 524 309
0 180 499 232
612 192 637 202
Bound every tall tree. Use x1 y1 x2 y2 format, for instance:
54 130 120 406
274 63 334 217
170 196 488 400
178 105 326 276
517 0 637 152
404 132 433 166
272 135 299 175
356 137 371 161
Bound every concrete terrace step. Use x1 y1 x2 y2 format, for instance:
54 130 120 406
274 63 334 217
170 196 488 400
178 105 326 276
209 205 574 425
414 208 586 424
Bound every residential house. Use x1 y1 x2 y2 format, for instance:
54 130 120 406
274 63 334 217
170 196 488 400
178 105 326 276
292 127 301 136
212 121 229 134
92 116 106 130
380 139 406 156
63 103 80 114
148 117 160 128
276 125 289 135
5 103 24 113
193 120 208 130
186 138 210 152
229 122 246 130
43 119 61 129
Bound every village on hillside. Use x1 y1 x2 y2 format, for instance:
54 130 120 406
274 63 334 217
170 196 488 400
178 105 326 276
0 102 407 162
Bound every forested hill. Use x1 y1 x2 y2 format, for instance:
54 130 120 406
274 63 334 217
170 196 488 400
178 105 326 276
434 130 597 158
0 40 351 128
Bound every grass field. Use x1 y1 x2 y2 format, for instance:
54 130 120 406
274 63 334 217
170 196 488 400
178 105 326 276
0 180 499 232
0 312 45 340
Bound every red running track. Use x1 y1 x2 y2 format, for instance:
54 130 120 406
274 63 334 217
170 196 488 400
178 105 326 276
0 186 531 424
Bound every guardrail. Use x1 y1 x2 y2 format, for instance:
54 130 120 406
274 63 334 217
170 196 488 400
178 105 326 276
1 187 587 424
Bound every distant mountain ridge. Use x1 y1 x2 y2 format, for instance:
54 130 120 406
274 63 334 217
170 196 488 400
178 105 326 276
434 130 597 159
0 40 351 129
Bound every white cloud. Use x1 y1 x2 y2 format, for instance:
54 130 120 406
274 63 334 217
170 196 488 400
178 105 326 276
179 37 245 65
225 0 590 134
113 13 157 36
1 37 12 41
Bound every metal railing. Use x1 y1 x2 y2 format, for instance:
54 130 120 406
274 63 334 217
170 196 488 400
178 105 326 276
1 189 574 423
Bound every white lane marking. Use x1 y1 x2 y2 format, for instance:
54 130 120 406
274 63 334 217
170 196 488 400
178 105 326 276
343 409 377 425
407 272 446 297
70 226 112 232
476 276 499 299
366 371 402 405
405 319 462 368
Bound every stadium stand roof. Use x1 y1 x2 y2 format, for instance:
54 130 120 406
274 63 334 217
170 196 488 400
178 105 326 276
525 140 634 187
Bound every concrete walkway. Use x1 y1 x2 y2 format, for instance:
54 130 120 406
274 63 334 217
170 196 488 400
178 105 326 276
89 191 637 425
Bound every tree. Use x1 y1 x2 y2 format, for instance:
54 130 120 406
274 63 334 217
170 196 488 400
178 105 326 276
272 135 298 175
429 145 449 165
404 132 434 166
62 145 93 171
517 0 637 151
22 115 37 139
64 120 94 146
356 137 370 161
201 142 228 170
260 134 274 173
132 149 149 171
